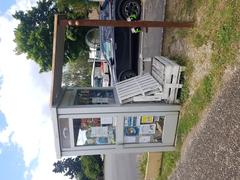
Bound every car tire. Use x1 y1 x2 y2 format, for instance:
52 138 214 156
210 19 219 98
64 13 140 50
117 0 141 20
119 70 136 81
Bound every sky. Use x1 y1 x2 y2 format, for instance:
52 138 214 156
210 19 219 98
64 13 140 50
0 1 70 180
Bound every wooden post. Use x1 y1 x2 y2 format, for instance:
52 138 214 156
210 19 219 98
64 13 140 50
60 19 194 28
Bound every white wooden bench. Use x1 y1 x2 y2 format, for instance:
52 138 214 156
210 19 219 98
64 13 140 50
115 56 185 104
115 73 163 104
151 56 185 103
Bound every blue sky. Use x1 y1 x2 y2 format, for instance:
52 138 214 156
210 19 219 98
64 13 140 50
0 1 28 179
0 112 30 180
0 1 31 179
0 1 69 180
0 142 26 180
0 0 16 14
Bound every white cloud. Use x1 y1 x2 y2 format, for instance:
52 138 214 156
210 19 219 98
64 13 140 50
9 0 38 15
0 1 70 180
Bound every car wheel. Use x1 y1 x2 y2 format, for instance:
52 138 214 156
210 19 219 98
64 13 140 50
119 70 136 81
117 0 141 20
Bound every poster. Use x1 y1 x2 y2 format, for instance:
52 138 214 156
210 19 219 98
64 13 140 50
101 117 113 125
124 127 139 136
141 116 154 124
124 136 136 143
139 124 156 135
90 127 108 137
124 116 141 126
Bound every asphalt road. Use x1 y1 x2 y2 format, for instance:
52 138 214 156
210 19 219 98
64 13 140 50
169 67 240 179
140 0 165 58
104 153 140 180
139 0 166 74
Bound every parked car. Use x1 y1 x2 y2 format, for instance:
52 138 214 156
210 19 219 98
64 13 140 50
91 60 110 87
100 0 142 82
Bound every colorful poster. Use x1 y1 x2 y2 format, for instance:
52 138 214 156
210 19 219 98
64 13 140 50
124 127 139 136
139 124 156 135
141 116 154 124
124 116 140 126
96 137 108 144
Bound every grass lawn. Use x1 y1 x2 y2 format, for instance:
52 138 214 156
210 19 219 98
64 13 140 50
158 0 240 179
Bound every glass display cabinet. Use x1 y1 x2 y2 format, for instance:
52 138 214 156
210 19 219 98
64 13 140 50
52 87 180 157
50 15 181 158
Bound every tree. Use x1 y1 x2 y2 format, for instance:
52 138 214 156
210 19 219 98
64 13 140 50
13 0 91 72
81 155 104 180
56 0 98 15
62 53 92 87
52 155 103 180
53 156 84 179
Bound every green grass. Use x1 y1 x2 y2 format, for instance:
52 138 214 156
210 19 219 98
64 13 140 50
192 33 207 47
158 0 240 179
175 29 189 39
138 153 148 179
169 55 193 103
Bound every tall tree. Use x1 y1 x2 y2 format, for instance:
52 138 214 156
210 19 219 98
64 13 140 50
53 156 85 179
13 0 90 72
52 155 103 180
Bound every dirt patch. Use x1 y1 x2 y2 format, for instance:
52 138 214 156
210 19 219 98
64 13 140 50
163 34 213 97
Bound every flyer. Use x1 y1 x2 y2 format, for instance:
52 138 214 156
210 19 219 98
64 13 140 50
124 136 136 143
101 117 113 125
124 127 139 136
90 127 108 137
141 116 154 124
139 124 156 135
124 116 140 126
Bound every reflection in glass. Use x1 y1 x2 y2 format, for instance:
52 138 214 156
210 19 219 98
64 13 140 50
73 117 116 146
74 89 115 105
123 116 164 144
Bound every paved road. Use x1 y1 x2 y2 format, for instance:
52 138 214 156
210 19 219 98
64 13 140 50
140 0 165 58
104 153 140 180
139 0 166 74
169 67 240 180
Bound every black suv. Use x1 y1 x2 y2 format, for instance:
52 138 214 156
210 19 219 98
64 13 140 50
100 0 142 82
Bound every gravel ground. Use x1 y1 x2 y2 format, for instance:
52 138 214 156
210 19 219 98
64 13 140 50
169 67 240 180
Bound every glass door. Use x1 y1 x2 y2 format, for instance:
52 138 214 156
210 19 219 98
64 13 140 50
123 115 165 144
72 117 116 146
58 112 178 154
